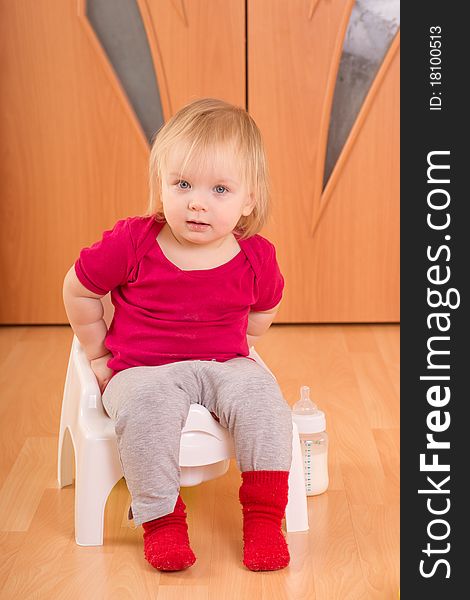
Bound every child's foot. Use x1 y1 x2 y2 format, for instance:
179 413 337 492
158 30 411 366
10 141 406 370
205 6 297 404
242 521 290 571
142 494 196 571
239 470 290 571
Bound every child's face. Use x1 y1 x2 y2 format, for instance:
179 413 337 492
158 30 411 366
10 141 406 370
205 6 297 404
160 142 255 248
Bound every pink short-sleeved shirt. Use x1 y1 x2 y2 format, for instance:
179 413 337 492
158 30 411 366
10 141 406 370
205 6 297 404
74 216 284 375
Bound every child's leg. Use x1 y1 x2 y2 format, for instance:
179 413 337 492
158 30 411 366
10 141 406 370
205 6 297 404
141 493 195 571
197 358 293 571
102 363 196 525
102 361 201 570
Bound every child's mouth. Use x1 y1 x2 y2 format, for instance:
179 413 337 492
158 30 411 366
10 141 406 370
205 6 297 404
187 221 210 230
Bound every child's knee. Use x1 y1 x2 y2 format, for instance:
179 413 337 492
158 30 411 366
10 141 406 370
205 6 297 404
225 371 291 424
110 376 191 434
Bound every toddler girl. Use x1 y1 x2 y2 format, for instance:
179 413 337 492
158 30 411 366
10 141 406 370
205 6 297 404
63 98 293 572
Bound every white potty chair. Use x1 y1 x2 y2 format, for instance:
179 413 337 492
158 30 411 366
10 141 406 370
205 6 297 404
58 299 309 545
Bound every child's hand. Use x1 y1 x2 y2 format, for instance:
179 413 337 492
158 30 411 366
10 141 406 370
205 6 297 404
90 352 114 394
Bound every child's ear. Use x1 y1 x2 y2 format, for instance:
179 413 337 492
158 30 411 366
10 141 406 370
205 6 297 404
242 192 256 216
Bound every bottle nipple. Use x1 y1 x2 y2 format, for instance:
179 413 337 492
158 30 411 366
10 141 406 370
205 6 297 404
293 385 317 414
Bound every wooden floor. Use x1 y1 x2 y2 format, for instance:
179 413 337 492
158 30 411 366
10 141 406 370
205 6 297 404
0 324 399 599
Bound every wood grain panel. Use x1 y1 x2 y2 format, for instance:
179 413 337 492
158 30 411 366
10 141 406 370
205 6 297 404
308 37 400 322
0 323 399 596
2 0 398 325
250 2 399 322
0 438 57 531
310 491 369 599
373 428 400 506
0 1 148 323
0 0 245 324
141 0 245 120
349 503 400 599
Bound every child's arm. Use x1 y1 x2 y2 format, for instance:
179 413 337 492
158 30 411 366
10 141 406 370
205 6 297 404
246 301 281 347
62 266 109 361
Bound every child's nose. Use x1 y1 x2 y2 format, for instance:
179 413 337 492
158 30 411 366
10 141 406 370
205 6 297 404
188 197 208 211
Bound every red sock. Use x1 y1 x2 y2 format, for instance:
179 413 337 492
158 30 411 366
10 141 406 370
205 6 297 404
239 470 290 571
142 494 196 571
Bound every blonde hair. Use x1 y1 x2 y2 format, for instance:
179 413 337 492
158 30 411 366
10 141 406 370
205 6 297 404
144 98 271 239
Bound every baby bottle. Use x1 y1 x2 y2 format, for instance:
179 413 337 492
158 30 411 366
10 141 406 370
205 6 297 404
292 385 329 496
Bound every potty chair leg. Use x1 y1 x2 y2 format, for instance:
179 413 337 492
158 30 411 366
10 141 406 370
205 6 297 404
285 421 309 532
74 438 123 546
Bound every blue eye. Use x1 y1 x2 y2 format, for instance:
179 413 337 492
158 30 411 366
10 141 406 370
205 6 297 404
174 180 229 194
176 180 190 189
215 185 228 194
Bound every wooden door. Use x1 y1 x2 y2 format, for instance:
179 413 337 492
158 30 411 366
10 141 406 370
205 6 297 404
249 0 399 322
0 0 398 324
0 0 245 323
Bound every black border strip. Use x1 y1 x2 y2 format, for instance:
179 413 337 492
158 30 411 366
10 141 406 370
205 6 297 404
401 4 466 596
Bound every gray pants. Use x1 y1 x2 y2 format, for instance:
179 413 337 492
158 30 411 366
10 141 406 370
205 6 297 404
102 357 293 526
